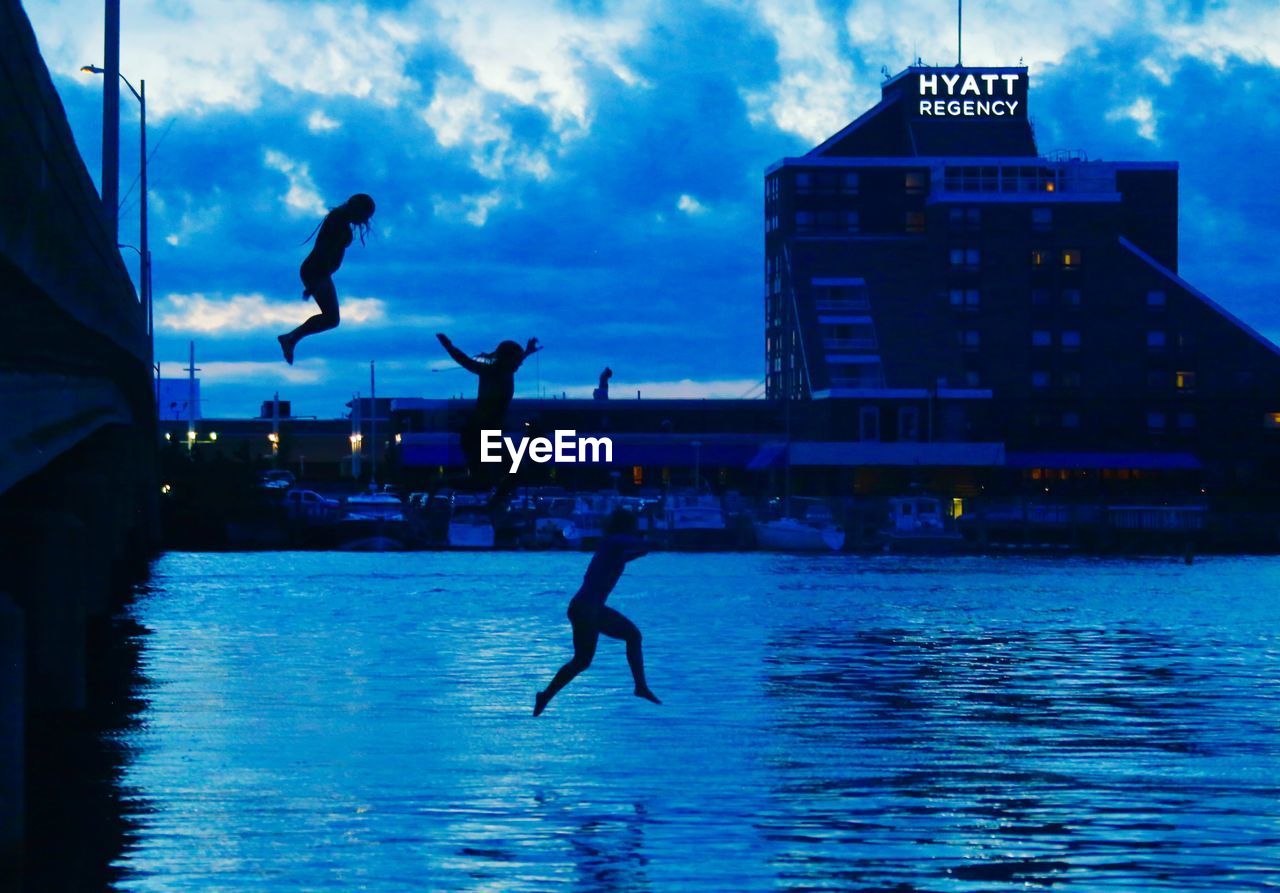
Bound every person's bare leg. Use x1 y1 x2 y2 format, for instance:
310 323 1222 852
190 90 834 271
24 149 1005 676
279 279 339 363
599 606 660 704
535 610 598 716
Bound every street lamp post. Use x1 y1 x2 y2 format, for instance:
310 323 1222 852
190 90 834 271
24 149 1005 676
81 65 150 365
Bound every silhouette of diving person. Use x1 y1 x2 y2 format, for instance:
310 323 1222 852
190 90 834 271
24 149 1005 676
534 509 661 716
278 193 376 364
435 332 540 488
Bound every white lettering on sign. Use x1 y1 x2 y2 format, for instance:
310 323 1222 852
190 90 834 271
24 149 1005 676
916 70 1024 118
918 100 1020 117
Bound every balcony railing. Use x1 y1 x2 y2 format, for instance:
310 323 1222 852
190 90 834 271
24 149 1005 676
823 337 878 351
815 299 871 313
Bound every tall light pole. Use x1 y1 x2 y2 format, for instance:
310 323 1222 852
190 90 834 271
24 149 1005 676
101 0 119 241
81 65 150 367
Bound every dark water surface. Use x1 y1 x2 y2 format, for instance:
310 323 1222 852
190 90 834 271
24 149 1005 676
111 553 1280 890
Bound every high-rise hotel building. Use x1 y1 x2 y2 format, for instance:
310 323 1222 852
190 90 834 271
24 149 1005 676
765 66 1280 495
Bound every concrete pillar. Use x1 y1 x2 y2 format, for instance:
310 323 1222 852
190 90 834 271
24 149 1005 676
0 592 23 862
26 512 88 713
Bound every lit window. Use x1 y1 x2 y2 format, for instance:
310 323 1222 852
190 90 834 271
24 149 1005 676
1031 207 1052 231
1061 330 1081 350
905 171 926 194
1175 370 1197 390
1062 249 1082 268
1062 289 1082 308
1147 330 1167 350
1031 249 1049 266
1031 371 1051 388
949 288 965 306
1265 413 1280 429
1147 411 1166 431
1032 330 1052 347
632 465 644 486
906 211 925 233
1147 289 1167 308
950 248 979 267
1062 412 1080 429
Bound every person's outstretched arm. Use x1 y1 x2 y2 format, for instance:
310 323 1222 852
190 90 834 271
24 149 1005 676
622 537 650 563
436 333 485 375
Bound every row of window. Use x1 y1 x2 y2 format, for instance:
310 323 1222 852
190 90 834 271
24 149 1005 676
1030 370 1198 390
1027 412 1198 432
1030 248 1083 268
948 329 1190 351
943 165 1061 194
948 288 1170 310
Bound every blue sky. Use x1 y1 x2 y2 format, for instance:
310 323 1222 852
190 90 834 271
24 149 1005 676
27 0 1280 418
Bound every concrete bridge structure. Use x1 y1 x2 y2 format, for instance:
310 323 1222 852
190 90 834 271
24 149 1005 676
0 0 159 873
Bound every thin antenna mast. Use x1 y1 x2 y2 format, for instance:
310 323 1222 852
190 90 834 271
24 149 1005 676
957 0 963 66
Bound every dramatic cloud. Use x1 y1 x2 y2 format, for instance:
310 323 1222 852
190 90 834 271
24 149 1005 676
263 150 327 216
27 0 421 117
158 294 388 334
26 0 1280 416
1107 96 1159 142
194 360 328 385
550 377 765 399
744 0 865 142
677 194 708 216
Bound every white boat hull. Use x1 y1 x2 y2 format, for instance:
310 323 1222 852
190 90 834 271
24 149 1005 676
755 519 845 552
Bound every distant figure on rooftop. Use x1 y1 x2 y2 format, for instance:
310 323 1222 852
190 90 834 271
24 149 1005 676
436 332 540 486
593 366 612 401
278 193 375 365
534 509 661 717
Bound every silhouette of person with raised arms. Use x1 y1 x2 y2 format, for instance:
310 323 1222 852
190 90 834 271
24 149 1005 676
534 508 661 716
435 332 540 486
278 193 376 364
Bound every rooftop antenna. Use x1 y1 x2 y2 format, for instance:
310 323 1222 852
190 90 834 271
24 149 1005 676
881 64 890 79
957 0 963 66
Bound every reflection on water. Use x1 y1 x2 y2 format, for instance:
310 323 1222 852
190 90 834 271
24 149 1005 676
104 553 1280 890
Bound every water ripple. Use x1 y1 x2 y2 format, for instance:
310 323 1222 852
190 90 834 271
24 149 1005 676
110 553 1280 890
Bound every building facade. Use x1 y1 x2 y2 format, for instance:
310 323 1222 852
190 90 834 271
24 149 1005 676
765 65 1280 504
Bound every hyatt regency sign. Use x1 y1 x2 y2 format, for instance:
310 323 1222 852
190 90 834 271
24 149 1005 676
915 68 1027 119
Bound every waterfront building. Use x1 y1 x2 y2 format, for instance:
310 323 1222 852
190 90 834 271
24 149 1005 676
765 65 1280 505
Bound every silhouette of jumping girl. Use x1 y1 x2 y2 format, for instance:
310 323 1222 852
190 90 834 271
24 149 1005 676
436 332 540 483
534 509 661 716
278 193 376 364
